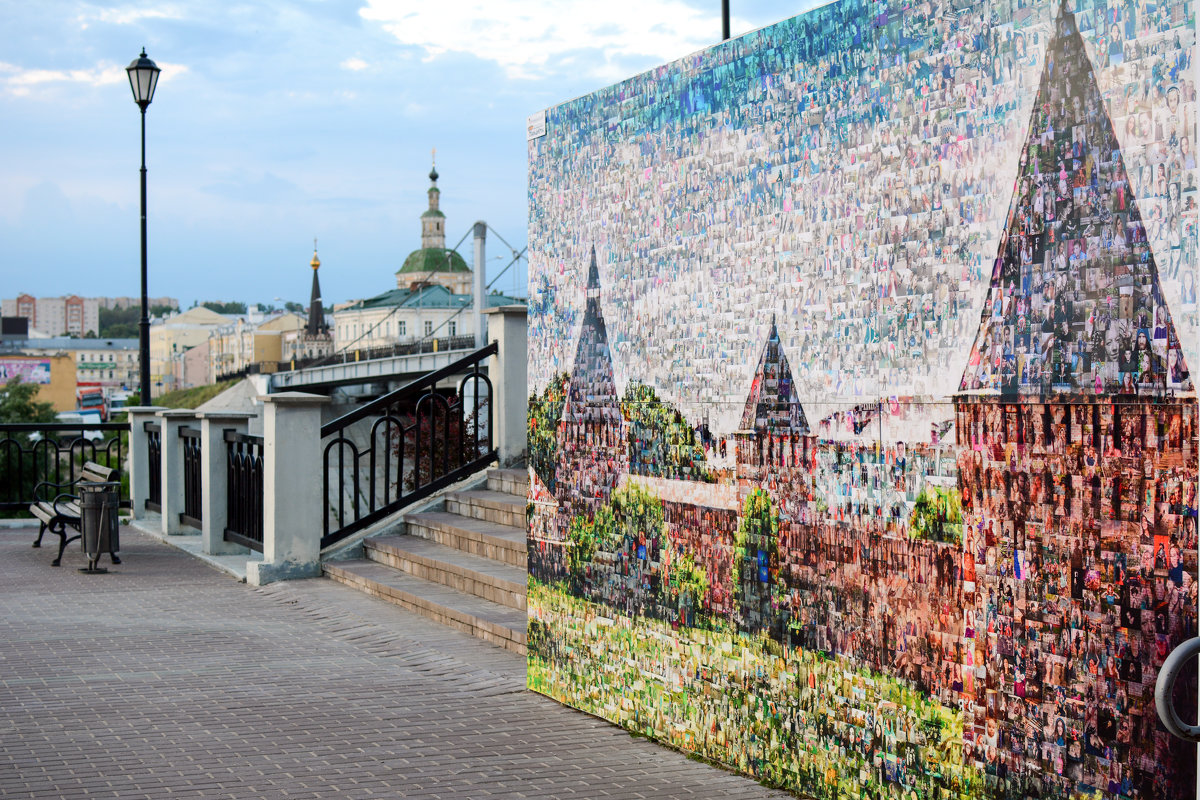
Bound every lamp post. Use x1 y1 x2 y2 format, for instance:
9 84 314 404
126 49 160 404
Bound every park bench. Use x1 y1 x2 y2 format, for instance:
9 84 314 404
30 461 122 567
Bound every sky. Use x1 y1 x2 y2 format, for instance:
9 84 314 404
0 0 820 311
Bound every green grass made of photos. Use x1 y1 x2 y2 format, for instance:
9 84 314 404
526 579 981 800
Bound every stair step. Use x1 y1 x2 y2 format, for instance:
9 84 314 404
444 488 526 528
486 467 529 497
323 559 527 654
365 534 527 610
405 510 526 568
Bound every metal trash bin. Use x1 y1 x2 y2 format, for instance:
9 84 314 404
79 481 120 574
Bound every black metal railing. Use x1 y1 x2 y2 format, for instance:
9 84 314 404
180 425 202 529
276 334 478 375
0 422 130 512
144 421 162 512
319 342 497 548
225 430 264 552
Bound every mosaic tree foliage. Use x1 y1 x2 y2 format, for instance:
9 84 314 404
622 382 714 482
528 372 568 494
732 488 779 636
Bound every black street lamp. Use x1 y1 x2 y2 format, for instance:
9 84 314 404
126 49 160 404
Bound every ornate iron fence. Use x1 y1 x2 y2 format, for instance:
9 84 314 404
319 343 496 548
144 421 162 511
0 422 130 512
180 425 202 529
225 430 264 551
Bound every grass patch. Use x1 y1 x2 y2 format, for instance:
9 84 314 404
151 381 240 410
527 579 981 799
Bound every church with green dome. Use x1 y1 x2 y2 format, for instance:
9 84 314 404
394 163 473 295
331 161 523 351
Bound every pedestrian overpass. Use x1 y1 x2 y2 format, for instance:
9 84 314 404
267 339 480 393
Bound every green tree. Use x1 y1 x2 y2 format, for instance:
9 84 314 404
0 377 55 424
622 381 713 482
528 373 568 494
566 483 666 599
567 502 615 577
99 304 179 338
0 377 57 510
732 488 779 635
663 549 709 626
201 301 248 314
909 486 963 544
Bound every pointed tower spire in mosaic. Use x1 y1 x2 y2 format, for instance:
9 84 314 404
740 315 809 434
554 247 627 513
563 246 621 426
959 0 1192 398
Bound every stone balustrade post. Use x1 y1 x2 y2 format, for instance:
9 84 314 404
124 406 166 521
483 305 527 467
196 412 255 556
247 392 330 586
157 409 196 536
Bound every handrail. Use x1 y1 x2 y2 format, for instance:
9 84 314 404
0 421 130 512
320 342 498 436
1156 636 1200 743
319 341 496 548
283 334 478 374
1 422 129 433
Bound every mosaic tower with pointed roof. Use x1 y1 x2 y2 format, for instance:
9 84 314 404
959 3 1191 399
554 248 628 519
955 4 1197 796
735 316 812 492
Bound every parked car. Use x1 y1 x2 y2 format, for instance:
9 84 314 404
28 411 105 443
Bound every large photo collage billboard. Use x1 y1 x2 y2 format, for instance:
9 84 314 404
527 0 1199 796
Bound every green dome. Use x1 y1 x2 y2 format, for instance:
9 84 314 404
397 248 470 274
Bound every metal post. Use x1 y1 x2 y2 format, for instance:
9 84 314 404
722 0 730 40
473 221 487 348
139 107 151 405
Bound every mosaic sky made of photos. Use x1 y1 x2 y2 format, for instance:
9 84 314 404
527 0 1198 435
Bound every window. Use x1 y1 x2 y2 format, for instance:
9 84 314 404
447 321 457 336
424 321 433 336
398 321 406 337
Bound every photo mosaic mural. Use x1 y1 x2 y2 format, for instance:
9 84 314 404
526 0 1199 797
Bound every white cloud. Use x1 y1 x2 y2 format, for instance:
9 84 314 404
341 57 370 71
75 5 186 28
358 0 746 80
0 60 188 98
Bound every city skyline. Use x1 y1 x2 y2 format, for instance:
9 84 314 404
0 0 821 309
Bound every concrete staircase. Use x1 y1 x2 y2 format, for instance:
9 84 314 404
323 467 529 654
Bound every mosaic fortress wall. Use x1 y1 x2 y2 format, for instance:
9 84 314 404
527 1 1199 797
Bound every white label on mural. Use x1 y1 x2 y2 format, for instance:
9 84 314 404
527 110 547 141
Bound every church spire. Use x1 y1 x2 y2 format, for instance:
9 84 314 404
421 150 446 250
307 241 326 337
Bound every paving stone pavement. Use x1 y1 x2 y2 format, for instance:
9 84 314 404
0 526 791 799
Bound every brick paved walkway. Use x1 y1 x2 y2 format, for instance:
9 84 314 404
0 525 788 799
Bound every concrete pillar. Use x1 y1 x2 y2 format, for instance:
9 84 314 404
196 411 254 556
157 409 196 536
247 391 330 586
125 406 166 521
483 305 527 467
